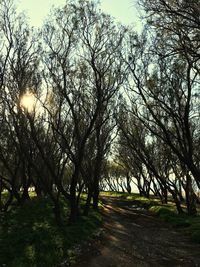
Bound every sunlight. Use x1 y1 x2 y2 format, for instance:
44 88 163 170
20 92 37 113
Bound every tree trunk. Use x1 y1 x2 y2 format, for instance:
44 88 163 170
21 177 31 204
93 182 99 210
35 183 43 197
92 158 102 210
0 178 2 211
76 183 84 208
161 187 168 204
52 198 62 226
170 190 184 214
126 173 131 194
84 188 93 215
185 174 197 215
3 193 13 212
69 173 79 223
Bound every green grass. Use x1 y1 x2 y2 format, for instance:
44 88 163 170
0 196 102 267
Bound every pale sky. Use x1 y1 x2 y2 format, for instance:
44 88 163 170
16 0 142 30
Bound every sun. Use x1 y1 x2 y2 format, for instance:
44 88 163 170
20 92 36 113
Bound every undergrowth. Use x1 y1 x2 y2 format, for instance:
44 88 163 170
0 196 102 267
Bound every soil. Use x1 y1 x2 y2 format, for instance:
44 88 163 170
73 196 200 267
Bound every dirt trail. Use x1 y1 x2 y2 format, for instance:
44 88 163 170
73 197 200 267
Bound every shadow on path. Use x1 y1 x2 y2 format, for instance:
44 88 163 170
73 196 200 267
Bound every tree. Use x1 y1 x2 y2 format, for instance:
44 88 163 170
42 0 126 221
0 0 42 210
122 10 200 212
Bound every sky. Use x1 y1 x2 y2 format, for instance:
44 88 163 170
16 0 143 31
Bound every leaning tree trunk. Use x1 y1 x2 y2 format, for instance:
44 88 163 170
169 189 184 214
126 173 131 194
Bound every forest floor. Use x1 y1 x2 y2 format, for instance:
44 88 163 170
72 196 200 267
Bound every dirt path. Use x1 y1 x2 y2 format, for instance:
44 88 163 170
73 197 200 267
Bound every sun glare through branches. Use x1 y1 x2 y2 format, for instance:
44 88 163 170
20 92 37 113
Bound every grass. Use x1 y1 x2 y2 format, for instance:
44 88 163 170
101 191 200 244
0 195 102 267
150 205 200 243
